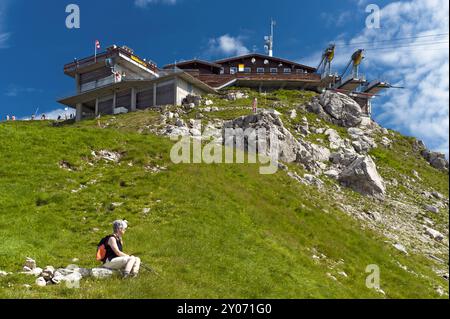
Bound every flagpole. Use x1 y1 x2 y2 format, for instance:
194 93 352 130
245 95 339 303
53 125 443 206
95 41 97 63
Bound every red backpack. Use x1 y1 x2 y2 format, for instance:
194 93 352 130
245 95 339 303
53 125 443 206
96 235 113 262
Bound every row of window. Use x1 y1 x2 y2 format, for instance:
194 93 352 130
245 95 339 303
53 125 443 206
226 67 308 75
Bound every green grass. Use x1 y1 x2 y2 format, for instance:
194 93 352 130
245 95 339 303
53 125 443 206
0 105 448 299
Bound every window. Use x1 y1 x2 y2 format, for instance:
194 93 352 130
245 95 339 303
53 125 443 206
270 68 278 74
244 67 252 73
257 68 265 73
284 68 292 73
230 67 237 74
296 69 305 74
220 68 225 75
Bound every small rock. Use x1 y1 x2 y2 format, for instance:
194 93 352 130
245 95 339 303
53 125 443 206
431 191 444 200
393 243 408 254
366 211 382 222
143 208 151 214
0 270 8 277
289 109 297 119
425 205 439 214
24 257 36 270
35 277 47 287
326 273 337 281
324 169 339 179
424 227 445 241
41 266 55 280
62 272 83 284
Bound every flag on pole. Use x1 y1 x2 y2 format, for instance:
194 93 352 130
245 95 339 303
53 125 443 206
95 40 101 62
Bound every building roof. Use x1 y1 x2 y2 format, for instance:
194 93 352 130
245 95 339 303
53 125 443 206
214 53 316 72
63 45 158 77
163 59 223 70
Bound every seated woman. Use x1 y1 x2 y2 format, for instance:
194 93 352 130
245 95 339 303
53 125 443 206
102 220 141 278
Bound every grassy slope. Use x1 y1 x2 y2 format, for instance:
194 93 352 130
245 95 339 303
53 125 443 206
0 96 448 299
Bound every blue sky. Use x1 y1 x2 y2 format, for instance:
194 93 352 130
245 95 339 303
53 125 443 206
0 0 448 155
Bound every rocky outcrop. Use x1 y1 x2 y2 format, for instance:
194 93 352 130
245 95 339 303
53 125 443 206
421 150 449 171
223 111 301 164
339 156 386 198
413 139 449 172
307 91 364 127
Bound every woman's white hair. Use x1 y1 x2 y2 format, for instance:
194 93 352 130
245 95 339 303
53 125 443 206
113 220 128 232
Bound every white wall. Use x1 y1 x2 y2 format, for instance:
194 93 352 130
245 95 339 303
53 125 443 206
176 77 205 105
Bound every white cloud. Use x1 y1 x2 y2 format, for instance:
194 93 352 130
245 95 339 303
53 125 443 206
320 11 353 27
304 0 449 157
4 85 42 97
207 34 250 57
134 0 177 7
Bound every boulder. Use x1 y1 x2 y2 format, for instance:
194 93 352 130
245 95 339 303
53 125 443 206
339 156 385 197
320 91 363 127
421 150 449 171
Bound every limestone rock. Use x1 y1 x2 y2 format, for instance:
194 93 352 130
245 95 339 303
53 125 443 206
425 205 439 214
339 156 385 197
35 277 47 287
289 109 297 119
223 111 301 164
421 150 449 171
225 91 249 101
424 227 444 241
393 243 408 254
324 169 340 179
182 94 201 107
320 91 363 127
24 257 36 270
41 266 55 280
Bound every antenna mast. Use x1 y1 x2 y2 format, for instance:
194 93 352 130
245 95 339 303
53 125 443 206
264 18 276 57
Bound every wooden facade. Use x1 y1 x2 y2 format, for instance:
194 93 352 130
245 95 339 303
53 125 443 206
163 53 320 90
